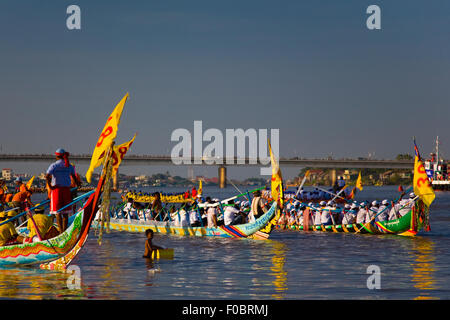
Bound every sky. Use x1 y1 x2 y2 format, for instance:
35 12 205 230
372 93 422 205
0 0 449 179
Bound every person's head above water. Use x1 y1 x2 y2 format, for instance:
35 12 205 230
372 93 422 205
145 229 154 239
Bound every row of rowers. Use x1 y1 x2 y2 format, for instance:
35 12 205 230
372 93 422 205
278 192 417 226
116 190 270 228
0 177 33 209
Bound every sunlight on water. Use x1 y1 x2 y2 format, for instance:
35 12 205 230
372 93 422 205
1 186 450 299
270 241 288 300
411 238 439 300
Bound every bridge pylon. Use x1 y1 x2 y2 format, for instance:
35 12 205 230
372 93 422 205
218 166 227 189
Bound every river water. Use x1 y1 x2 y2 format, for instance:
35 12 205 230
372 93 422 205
1 186 449 300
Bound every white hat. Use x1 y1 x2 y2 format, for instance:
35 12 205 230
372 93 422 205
409 192 416 198
360 202 366 207
344 204 350 209
350 203 357 209
371 200 378 206
319 201 326 206
382 199 388 205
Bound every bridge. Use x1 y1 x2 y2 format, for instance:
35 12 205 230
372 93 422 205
0 154 414 188
0 154 414 168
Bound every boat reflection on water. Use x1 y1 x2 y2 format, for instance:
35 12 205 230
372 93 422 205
0 267 86 299
411 237 439 300
270 241 288 300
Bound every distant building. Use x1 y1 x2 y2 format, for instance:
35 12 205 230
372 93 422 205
135 175 148 181
2 168 13 180
14 173 29 179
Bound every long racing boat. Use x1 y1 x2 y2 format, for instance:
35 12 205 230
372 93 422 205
277 199 430 237
95 201 278 239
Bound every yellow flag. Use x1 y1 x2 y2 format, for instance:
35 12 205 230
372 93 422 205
413 155 435 207
26 176 35 189
356 171 363 191
198 179 203 195
305 170 310 179
86 93 129 183
111 133 136 175
268 139 283 206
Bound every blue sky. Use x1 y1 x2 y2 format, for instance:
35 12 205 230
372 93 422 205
0 1 449 178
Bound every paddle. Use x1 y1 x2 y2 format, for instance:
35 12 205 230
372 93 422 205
198 186 266 208
2 189 94 228
295 170 310 198
314 186 346 201
24 203 43 241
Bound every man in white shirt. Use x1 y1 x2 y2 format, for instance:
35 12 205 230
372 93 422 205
123 198 133 219
389 193 415 220
321 201 332 225
223 201 242 226
375 200 389 222
365 201 379 223
205 197 218 228
189 207 201 227
342 204 357 224
356 202 368 224
313 204 323 225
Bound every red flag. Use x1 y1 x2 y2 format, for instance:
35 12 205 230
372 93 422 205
398 185 404 192
303 208 310 231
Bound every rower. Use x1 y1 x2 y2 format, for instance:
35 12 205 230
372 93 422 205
342 204 357 224
189 204 201 227
365 200 379 223
288 209 297 226
123 198 134 219
0 211 23 246
173 205 189 227
389 193 415 220
191 186 197 198
11 188 33 213
223 200 242 226
249 190 266 222
313 202 324 225
375 200 389 222
205 197 218 228
320 201 333 225
0 179 6 205
14 177 28 193
23 207 56 243
356 202 368 224
151 193 163 219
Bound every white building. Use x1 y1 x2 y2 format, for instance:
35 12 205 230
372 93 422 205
2 168 13 180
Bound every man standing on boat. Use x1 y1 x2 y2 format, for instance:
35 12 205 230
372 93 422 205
249 190 266 222
46 148 80 234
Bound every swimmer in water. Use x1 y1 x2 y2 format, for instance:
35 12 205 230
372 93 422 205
143 229 164 259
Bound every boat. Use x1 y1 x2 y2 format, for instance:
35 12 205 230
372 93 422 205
94 201 278 239
123 191 193 204
150 248 174 259
276 198 430 236
0 173 105 270
424 136 450 191
0 92 132 270
263 189 353 204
